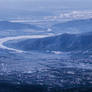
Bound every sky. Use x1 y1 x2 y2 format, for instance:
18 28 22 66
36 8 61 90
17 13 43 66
0 0 92 10
0 0 92 19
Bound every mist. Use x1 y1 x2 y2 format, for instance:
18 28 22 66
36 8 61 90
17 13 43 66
0 0 92 19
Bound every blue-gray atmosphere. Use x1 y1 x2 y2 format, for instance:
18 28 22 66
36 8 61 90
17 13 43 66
0 0 92 92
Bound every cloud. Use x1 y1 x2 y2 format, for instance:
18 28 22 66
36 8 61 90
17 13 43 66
43 11 92 21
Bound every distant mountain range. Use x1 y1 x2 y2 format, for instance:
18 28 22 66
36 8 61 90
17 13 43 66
0 21 43 30
4 18 92 52
52 18 92 34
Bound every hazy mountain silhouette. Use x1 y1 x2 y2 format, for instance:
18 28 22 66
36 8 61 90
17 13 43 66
52 19 92 34
0 21 43 30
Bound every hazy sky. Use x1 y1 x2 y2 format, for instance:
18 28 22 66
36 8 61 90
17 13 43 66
0 0 92 19
0 0 92 10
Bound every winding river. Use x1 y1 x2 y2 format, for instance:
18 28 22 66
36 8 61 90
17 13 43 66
0 34 54 53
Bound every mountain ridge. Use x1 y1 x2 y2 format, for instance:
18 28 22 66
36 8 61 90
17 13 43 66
0 21 43 30
4 32 92 52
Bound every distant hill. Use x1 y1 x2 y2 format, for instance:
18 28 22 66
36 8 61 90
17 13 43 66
6 32 92 52
0 21 43 30
52 19 92 34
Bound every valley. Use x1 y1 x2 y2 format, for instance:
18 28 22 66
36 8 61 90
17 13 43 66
0 17 92 92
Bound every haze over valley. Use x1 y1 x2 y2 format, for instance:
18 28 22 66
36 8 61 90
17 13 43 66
0 0 92 92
